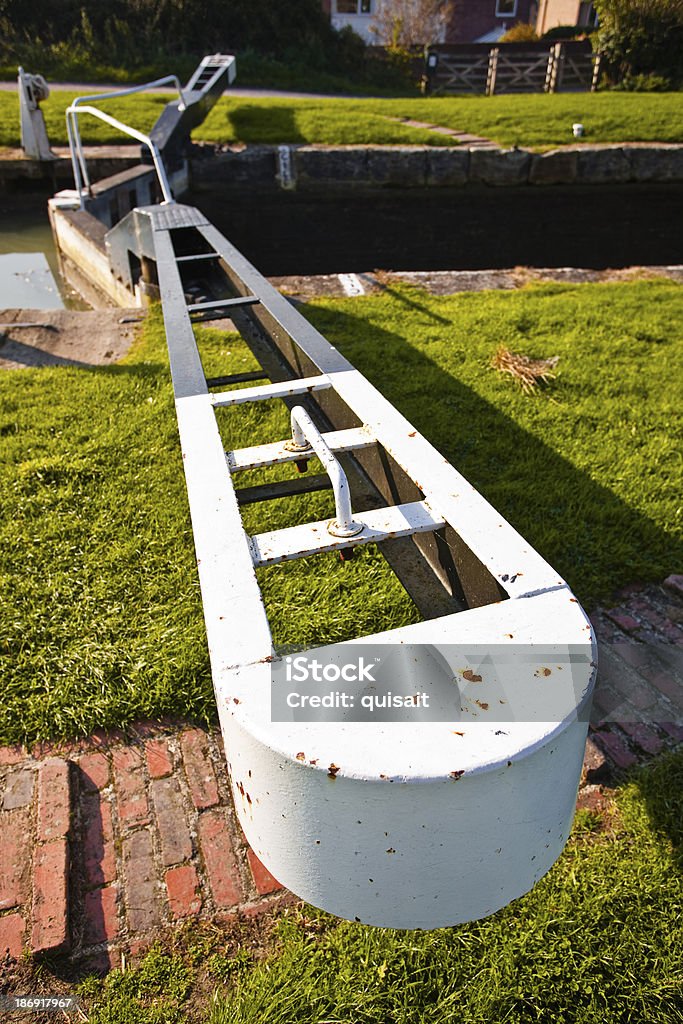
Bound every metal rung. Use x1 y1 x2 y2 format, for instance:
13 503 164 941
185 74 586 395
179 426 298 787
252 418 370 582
207 370 269 389
212 374 331 408
250 500 445 567
236 474 333 506
176 252 220 263
228 426 375 472
192 311 246 325
187 296 261 313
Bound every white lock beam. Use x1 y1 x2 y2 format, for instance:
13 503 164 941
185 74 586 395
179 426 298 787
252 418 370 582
140 202 596 930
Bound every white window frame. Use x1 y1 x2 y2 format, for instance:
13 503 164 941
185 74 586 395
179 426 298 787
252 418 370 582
334 0 373 14
495 0 518 17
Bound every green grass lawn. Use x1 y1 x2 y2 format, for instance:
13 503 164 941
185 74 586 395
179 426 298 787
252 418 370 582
1 91 682 150
77 750 683 1023
1 279 681 748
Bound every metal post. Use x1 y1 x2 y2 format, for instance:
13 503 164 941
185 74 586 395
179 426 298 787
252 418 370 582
486 48 499 96
286 406 363 538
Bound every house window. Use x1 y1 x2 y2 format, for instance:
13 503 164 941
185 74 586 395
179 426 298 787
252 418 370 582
336 0 373 13
495 0 517 16
578 2 598 27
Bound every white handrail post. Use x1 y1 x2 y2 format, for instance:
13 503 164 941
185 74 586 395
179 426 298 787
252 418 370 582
287 406 363 538
64 103 176 205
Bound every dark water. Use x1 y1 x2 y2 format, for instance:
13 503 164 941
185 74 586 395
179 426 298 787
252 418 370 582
191 183 683 277
2 184 681 289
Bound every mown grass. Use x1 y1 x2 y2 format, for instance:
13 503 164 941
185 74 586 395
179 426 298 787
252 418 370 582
307 278 683 603
1 90 682 150
1 281 682 747
0 91 446 151
74 751 683 1023
0 311 416 746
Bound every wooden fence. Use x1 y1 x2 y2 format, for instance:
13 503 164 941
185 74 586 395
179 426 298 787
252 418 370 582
423 41 600 96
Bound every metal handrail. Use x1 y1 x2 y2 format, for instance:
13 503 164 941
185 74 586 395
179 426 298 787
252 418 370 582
286 406 363 538
65 103 175 207
65 75 186 208
69 75 187 111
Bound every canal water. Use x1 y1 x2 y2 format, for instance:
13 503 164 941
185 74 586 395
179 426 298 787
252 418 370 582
0 196 74 307
191 182 683 278
1 182 681 304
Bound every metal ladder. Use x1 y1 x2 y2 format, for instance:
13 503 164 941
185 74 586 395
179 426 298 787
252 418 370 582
120 201 596 931
164 224 447 569
185 54 237 94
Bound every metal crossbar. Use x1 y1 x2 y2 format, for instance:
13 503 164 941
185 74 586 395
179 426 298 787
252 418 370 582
227 425 374 472
211 375 332 407
187 296 261 313
250 500 445 566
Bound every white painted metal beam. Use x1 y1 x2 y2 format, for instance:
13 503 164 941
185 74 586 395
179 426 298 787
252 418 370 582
211 374 331 408
250 500 445 566
227 425 375 473
140 202 597 931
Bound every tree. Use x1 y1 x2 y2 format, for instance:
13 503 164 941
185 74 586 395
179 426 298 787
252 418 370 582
593 0 683 85
370 0 453 48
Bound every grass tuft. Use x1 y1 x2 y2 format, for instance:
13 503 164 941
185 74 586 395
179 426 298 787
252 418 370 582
491 343 559 392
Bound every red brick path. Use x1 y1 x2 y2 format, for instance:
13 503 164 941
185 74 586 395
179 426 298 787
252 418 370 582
0 725 287 970
587 575 683 769
0 576 681 968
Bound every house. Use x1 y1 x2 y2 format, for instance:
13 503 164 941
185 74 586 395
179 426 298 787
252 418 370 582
324 0 539 45
326 0 377 44
444 1 538 44
535 0 597 35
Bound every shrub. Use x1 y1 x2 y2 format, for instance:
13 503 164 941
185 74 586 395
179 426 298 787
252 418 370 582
593 0 683 86
543 23 597 40
500 22 539 43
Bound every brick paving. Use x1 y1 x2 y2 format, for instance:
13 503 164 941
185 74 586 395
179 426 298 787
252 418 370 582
0 576 680 969
0 724 290 970
588 574 683 768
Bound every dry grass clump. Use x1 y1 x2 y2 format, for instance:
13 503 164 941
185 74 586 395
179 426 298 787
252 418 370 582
491 344 560 393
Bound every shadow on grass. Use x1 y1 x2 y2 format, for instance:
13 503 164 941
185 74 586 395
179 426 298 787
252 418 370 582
303 300 683 609
226 103 304 145
633 749 683 873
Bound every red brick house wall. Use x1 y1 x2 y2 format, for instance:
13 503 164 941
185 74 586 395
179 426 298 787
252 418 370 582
445 1 537 43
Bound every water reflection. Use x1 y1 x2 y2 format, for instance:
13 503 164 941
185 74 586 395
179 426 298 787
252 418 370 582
0 196 84 308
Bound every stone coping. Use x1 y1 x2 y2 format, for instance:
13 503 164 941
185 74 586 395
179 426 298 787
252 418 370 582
1 142 682 190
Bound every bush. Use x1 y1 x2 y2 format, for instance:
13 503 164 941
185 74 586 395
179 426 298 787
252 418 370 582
0 0 424 95
543 23 597 40
611 72 673 92
593 0 683 86
500 22 539 43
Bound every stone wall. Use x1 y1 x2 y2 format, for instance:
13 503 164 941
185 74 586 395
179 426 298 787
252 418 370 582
191 142 683 191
